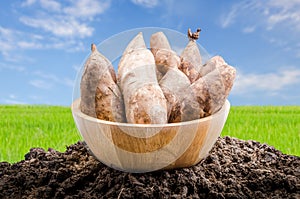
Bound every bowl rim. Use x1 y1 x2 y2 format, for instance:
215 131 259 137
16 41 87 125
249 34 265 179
71 98 230 128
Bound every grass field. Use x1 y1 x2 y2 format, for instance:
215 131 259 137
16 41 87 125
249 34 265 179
0 105 299 163
223 106 300 156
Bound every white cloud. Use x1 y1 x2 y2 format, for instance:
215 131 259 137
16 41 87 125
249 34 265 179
220 5 238 28
131 0 158 8
1 94 27 104
0 24 86 63
0 25 46 61
232 68 300 95
17 41 43 49
266 0 300 31
242 26 256 33
29 95 42 100
9 94 17 99
63 77 74 87
20 16 93 38
3 99 27 104
64 0 110 18
72 64 82 73
0 63 26 72
19 0 111 39
29 79 53 89
220 1 260 29
267 0 300 11
220 0 300 58
40 0 61 12
220 1 300 32
33 71 60 82
21 0 37 7
12 0 109 57
0 26 16 53
33 70 74 88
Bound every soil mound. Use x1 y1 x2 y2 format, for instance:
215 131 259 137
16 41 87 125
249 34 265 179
0 136 299 198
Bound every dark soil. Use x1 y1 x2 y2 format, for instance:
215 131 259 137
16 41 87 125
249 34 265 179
1 136 299 199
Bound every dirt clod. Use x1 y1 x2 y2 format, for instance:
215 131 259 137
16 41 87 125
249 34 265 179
0 136 299 198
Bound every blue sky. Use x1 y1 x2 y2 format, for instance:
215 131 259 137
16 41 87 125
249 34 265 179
0 0 300 106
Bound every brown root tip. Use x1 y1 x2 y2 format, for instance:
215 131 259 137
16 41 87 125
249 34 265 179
91 43 97 52
187 28 192 38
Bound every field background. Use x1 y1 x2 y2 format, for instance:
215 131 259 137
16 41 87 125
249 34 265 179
0 105 299 163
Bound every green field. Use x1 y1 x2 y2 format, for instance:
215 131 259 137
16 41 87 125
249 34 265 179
0 105 299 163
0 105 81 163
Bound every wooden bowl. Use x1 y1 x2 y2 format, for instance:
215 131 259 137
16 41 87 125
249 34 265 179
71 99 230 173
